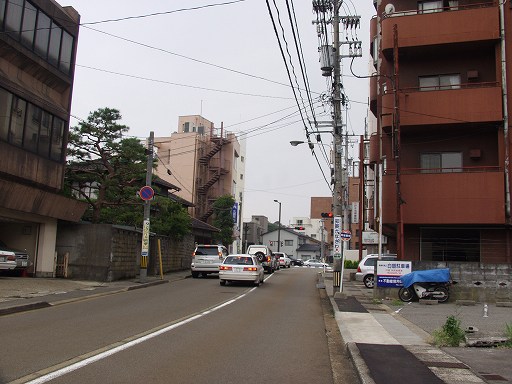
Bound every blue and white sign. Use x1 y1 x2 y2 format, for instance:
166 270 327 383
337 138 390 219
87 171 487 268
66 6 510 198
232 202 238 224
333 216 342 258
376 261 412 288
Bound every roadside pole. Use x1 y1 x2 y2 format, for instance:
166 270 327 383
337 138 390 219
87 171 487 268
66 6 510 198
139 131 154 282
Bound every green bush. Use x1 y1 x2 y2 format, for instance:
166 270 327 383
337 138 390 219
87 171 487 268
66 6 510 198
505 323 512 347
433 315 466 347
344 260 359 269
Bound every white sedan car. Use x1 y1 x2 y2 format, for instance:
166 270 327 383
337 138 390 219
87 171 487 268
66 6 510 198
304 259 330 269
0 250 17 270
219 255 264 287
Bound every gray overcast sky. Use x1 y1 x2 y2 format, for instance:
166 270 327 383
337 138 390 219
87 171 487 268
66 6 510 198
62 0 376 225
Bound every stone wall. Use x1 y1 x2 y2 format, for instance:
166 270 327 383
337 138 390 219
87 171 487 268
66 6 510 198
56 223 193 281
374 261 512 303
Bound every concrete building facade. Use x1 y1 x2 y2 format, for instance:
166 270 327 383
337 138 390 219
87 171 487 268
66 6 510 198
368 0 512 263
154 115 245 252
0 0 86 277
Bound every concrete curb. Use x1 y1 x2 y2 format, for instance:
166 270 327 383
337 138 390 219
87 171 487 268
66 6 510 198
346 342 376 384
0 301 51 317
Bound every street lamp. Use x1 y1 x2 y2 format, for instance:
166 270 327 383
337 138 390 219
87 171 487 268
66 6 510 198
274 199 282 252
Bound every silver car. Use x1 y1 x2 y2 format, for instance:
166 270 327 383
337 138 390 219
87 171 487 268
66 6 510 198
191 244 228 278
355 254 397 288
0 250 16 270
219 255 264 287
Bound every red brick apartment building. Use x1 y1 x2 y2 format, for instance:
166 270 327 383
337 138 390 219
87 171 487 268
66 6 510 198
368 0 512 263
0 0 86 276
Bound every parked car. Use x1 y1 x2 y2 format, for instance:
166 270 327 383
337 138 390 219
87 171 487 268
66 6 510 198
0 250 17 270
0 240 30 270
355 254 398 288
289 257 304 266
191 244 228 278
246 245 278 273
219 254 264 286
275 252 291 268
304 259 329 268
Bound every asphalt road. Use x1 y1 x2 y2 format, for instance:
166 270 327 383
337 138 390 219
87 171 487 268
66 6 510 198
0 268 353 384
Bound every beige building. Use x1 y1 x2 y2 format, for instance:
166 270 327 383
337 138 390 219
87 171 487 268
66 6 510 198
154 115 245 249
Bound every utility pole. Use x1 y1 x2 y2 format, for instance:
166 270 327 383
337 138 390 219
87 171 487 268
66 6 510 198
140 131 154 282
313 0 361 293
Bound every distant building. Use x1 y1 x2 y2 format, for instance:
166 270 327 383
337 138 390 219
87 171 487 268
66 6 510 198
0 1 86 277
154 115 245 252
242 215 269 251
261 227 321 261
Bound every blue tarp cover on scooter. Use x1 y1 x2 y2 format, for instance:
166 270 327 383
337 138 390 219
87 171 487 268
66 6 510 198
400 268 450 288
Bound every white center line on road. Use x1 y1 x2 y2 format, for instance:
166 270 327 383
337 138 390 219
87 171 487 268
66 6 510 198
22 275 274 384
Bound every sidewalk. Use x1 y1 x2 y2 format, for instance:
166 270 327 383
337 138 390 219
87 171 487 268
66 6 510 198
0 271 191 316
322 271 512 384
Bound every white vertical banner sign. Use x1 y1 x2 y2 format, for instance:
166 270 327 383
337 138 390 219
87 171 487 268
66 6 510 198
351 202 359 224
333 216 342 258
141 219 150 257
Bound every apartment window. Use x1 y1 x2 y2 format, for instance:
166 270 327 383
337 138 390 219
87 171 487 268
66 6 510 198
421 152 462 173
372 36 378 65
48 21 62 67
5 0 23 32
10 97 26 147
21 1 37 48
0 88 12 141
34 11 50 59
38 110 52 156
183 122 189 132
419 74 461 91
285 240 293 246
418 1 442 13
0 1 75 74
297 219 303 225
50 117 64 161
0 0 5 24
59 30 73 74
1 87 66 161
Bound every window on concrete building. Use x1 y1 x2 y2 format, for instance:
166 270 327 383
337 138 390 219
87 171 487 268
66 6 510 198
285 240 293 246
419 74 461 91
0 88 12 141
24 104 42 153
10 97 26 147
59 30 74 74
0 0 5 24
421 152 462 173
1 87 66 162
421 228 479 262
183 122 189 132
48 21 62 67
34 11 51 59
4 0 22 36
21 1 37 48
50 117 65 161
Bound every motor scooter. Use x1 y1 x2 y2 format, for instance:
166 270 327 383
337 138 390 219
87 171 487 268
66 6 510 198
398 268 452 303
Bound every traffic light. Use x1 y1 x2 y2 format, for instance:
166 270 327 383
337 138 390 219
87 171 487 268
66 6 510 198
321 212 333 218
294 226 305 230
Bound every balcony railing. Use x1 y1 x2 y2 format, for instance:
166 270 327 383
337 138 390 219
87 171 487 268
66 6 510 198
384 165 502 176
382 1 497 19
